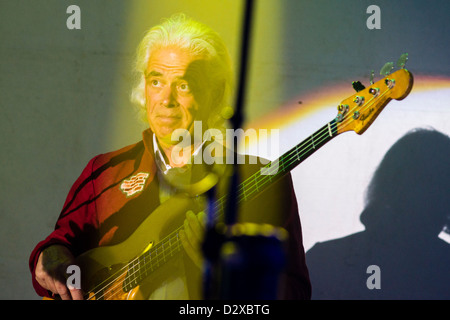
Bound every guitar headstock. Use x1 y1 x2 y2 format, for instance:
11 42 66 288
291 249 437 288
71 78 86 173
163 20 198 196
335 63 413 135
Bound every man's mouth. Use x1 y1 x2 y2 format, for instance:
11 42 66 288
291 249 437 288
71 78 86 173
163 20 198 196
157 113 181 118
156 114 182 124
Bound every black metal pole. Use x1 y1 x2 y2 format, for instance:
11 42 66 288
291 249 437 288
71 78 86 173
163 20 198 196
225 0 254 227
202 0 255 300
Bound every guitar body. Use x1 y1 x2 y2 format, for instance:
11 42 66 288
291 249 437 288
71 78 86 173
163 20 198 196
76 194 196 300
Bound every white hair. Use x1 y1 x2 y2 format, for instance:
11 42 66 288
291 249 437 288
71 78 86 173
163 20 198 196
130 13 233 127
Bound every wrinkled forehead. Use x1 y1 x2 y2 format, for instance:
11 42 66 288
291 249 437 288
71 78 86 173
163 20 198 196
146 47 192 74
146 46 213 85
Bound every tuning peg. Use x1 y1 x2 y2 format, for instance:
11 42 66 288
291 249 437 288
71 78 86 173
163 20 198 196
352 81 365 92
380 62 394 76
397 53 408 69
370 70 375 84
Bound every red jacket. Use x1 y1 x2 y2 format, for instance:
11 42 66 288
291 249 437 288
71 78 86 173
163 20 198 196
29 129 311 299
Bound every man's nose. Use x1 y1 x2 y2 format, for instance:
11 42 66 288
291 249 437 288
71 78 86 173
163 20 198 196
161 85 179 108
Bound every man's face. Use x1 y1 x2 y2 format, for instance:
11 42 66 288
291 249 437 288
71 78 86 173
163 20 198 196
145 46 203 147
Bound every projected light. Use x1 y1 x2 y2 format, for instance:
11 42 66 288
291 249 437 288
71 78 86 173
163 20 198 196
242 75 450 250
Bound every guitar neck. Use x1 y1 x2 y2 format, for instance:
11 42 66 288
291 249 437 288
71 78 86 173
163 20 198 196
121 118 339 291
234 118 339 203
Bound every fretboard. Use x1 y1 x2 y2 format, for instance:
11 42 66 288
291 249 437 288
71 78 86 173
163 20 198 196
236 119 338 202
122 119 338 291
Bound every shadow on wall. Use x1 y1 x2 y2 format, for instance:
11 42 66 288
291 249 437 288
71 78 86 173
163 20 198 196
306 128 450 300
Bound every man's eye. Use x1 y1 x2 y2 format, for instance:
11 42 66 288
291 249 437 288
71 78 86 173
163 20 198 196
179 83 190 92
150 79 161 87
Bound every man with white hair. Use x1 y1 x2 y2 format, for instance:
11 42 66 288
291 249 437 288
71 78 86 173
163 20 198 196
29 14 311 300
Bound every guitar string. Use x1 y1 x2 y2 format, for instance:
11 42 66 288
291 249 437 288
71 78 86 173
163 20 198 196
86 82 393 299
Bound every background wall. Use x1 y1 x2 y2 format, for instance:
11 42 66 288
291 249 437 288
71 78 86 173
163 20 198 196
1 0 449 299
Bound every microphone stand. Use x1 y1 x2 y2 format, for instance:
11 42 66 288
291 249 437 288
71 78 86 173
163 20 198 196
202 0 254 299
203 0 286 300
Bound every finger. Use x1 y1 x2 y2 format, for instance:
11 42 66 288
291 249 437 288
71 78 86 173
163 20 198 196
186 211 205 242
41 277 56 296
35 272 50 292
197 211 206 228
180 230 203 268
54 279 72 300
37 271 60 297
68 286 84 300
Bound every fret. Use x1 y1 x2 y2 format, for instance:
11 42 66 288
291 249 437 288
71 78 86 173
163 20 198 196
138 259 142 283
280 156 286 173
295 145 301 161
132 260 137 285
130 260 136 286
176 232 181 252
327 122 333 137
123 272 129 290
128 260 136 288
173 233 179 253
135 260 139 285
141 256 145 279
143 253 147 277
149 249 154 272
172 233 179 252
171 236 176 255
254 173 259 192
153 248 159 270
176 232 182 252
